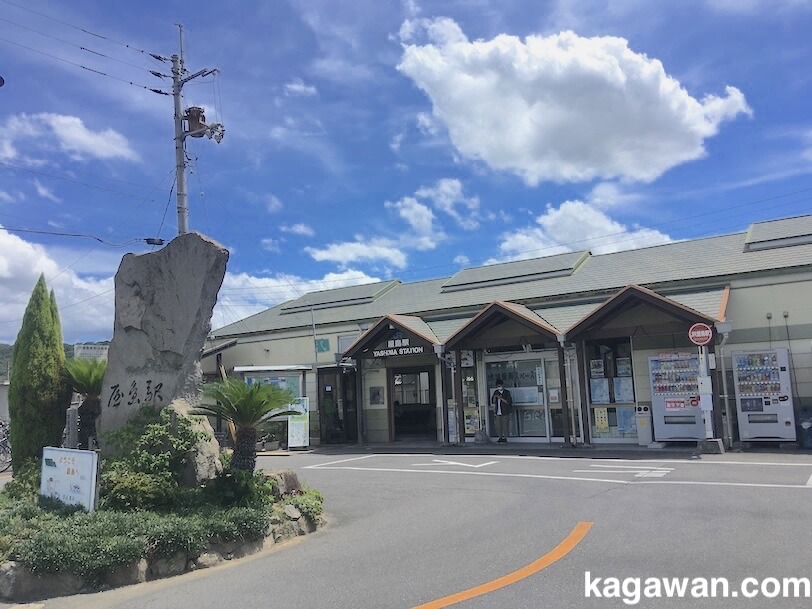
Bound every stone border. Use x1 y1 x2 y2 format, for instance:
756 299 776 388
0 504 325 602
0 469 324 603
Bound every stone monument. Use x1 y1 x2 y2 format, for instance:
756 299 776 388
98 232 229 483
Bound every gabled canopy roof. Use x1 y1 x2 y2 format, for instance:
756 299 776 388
566 284 719 341
343 314 440 359
445 301 561 350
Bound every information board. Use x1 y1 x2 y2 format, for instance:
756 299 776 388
40 447 99 512
287 397 310 449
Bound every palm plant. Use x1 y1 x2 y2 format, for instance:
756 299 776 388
195 378 298 471
64 357 107 449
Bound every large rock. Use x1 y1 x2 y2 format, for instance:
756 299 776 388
167 399 223 485
97 233 228 475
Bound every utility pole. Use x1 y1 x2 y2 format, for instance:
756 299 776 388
171 24 224 235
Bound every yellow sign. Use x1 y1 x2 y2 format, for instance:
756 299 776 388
594 407 609 430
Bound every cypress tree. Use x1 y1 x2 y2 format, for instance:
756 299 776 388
9 275 70 469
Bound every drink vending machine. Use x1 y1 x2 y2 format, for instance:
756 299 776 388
649 353 705 441
732 348 795 441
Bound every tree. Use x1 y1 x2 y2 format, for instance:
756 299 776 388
8 275 71 469
65 358 107 448
194 379 298 472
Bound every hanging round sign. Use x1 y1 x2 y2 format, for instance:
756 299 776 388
688 322 713 346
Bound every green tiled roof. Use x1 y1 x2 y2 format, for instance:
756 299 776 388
211 216 812 339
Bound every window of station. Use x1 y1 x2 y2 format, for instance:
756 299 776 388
585 339 637 439
485 358 551 438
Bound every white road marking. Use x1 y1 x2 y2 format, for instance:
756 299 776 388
312 464 812 489
412 459 498 468
587 464 667 470
572 464 674 478
304 455 375 469
807 472 812 487
8 604 45 609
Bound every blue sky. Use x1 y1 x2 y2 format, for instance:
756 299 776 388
1 0 811 344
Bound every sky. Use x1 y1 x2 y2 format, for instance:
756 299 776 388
1 0 812 345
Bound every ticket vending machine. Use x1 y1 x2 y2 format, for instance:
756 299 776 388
650 354 705 441
732 348 796 441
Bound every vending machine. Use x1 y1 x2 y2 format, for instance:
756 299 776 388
649 353 705 441
732 348 796 441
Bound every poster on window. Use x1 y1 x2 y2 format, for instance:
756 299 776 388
613 377 635 404
590 359 605 378
616 407 636 433
616 357 632 377
589 378 610 404
593 407 610 430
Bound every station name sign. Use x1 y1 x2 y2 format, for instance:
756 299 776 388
372 337 426 358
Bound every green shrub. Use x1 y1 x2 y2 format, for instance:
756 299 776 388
203 507 270 542
98 405 208 511
142 513 206 559
104 405 206 482
1 460 42 501
13 510 147 583
283 488 324 520
219 449 233 470
98 462 179 511
202 469 277 508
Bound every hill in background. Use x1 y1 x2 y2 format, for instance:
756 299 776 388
0 343 79 382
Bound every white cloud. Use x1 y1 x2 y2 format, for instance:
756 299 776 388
2 113 139 163
384 196 441 250
453 254 469 266
0 228 115 343
310 57 374 82
281 223 316 237
390 131 405 152
416 111 440 136
284 78 318 96
0 191 21 204
398 21 751 185
488 200 671 263
305 237 408 268
212 268 382 331
415 178 480 229
33 179 61 203
587 182 644 209
261 238 281 252
266 194 283 213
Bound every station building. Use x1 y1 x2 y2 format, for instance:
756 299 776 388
202 214 812 449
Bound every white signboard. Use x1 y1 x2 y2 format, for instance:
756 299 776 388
40 447 99 512
287 397 310 449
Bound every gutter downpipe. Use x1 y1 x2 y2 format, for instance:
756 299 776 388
557 333 573 447
434 344 451 445
715 322 733 450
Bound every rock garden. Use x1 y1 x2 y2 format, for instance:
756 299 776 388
0 403 324 603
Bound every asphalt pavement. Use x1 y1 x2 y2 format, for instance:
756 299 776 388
12 443 811 609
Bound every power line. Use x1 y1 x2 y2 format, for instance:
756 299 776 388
0 161 171 202
0 16 170 76
0 226 144 247
0 0 168 62
0 36 171 95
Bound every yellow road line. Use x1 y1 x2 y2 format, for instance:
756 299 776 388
411 521 593 609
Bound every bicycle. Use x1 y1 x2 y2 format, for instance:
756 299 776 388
0 421 11 473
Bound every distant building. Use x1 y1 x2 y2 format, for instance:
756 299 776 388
73 343 109 362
